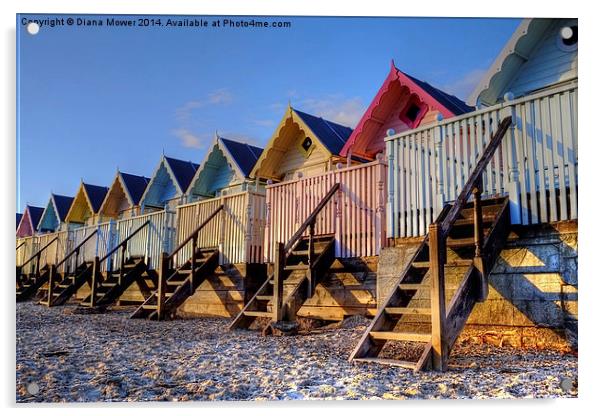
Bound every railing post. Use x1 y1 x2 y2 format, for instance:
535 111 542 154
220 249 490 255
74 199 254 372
273 242 285 322
334 175 343 257
190 235 198 295
35 252 41 280
502 93 520 224
47 265 56 306
307 221 315 298
434 114 446 214
156 252 168 320
119 244 126 287
90 256 100 307
376 154 386 254
429 223 447 371
472 177 488 302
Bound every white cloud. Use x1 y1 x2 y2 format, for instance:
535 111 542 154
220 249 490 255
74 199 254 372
172 128 205 149
443 68 488 101
207 88 233 105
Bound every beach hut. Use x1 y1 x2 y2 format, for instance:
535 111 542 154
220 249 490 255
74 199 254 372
352 18 578 371
16 213 22 230
132 136 267 320
138 155 199 213
64 182 109 226
98 171 150 220
16 205 44 238
37 194 74 233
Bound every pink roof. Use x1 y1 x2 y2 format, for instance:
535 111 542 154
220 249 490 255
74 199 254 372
340 61 472 159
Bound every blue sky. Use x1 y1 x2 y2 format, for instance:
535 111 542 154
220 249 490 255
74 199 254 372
16 14 520 212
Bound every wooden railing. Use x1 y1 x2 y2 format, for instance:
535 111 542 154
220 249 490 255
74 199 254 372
54 230 98 273
17 235 59 278
427 116 512 370
265 160 387 261
155 205 224 319
176 190 266 265
386 82 578 238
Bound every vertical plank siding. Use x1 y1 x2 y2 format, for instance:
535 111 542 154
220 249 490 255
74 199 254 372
386 83 578 238
176 190 266 265
264 160 387 262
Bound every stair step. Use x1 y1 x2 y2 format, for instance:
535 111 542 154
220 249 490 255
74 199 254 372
291 250 309 256
369 331 431 343
446 237 477 248
412 259 473 269
256 295 273 301
385 307 432 316
284 264 309 271
167 279 187 286
453 216 496 227
398 283 430 291
243 311 272 318
353 357 417 369
102 282 118 288
141 304 157 310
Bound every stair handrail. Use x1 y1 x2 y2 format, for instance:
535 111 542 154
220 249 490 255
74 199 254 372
55 230 98 269
98 219 150 264
283 182 340 253
16 241 26 251
438 116 512 238
19 235 59 269
166 204 224 261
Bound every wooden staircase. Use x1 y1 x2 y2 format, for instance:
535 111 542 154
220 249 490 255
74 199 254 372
229 184 339 332
130 205 224 320
40 260 95 307
79 256 148 308
16 236 58 302
350 116 513 371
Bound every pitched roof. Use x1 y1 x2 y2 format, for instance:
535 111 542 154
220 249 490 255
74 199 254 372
293 108 353 155
164 157 199 192
340 62 473 158
402 71 474 115
120 172 150 205
220 137 264 177
83 183 109 213
27 206 44 231
52 194 74 222
16 213 22 230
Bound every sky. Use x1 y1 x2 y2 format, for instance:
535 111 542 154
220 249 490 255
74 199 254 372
16 14 520 212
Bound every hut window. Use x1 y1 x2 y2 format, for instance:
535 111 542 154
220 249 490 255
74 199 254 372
558 25 577 51
405 104 421 123
399 97 426 129
301 137 313 152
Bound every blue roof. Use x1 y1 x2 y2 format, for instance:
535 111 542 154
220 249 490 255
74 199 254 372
120 172 150 205
401 71 474 115
164 157 200 192
52 194 74 221
16 213 22 230
293 108 353 155
220 137 264 177
83 183 109 213
27 206 44 230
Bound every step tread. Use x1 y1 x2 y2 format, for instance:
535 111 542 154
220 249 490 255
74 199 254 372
243 311 272 317
255 295 272 301
284 264 309 271
385 307 432 315
369 331 431 343
412 259 473 269
353 357 417 369
398 283 430 291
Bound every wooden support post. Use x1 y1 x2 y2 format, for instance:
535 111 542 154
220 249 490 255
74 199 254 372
90 256 100 307
307 221 315 298
119 244 126 287
47 265 56 306
429 223 447 371
35 253 41 281
156 252 168 320
190 236 197 295
472 178 488 302
273 242 285 322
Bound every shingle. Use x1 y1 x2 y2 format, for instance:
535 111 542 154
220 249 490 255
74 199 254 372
83 183 109 213
220 137 264 177
120 172 150 205
293 109 353 155
164 157 200 192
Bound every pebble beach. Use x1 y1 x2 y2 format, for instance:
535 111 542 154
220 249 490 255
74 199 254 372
16 301 578 402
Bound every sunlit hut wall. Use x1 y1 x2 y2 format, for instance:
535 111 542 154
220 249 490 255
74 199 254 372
382 18 578 348
64 182 109 227
175 135 267 318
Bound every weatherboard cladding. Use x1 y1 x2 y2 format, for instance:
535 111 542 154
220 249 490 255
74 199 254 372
83 184 109 213
220 137 263 177
120 172 150 205
164 157 200 192
294 108 353 155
